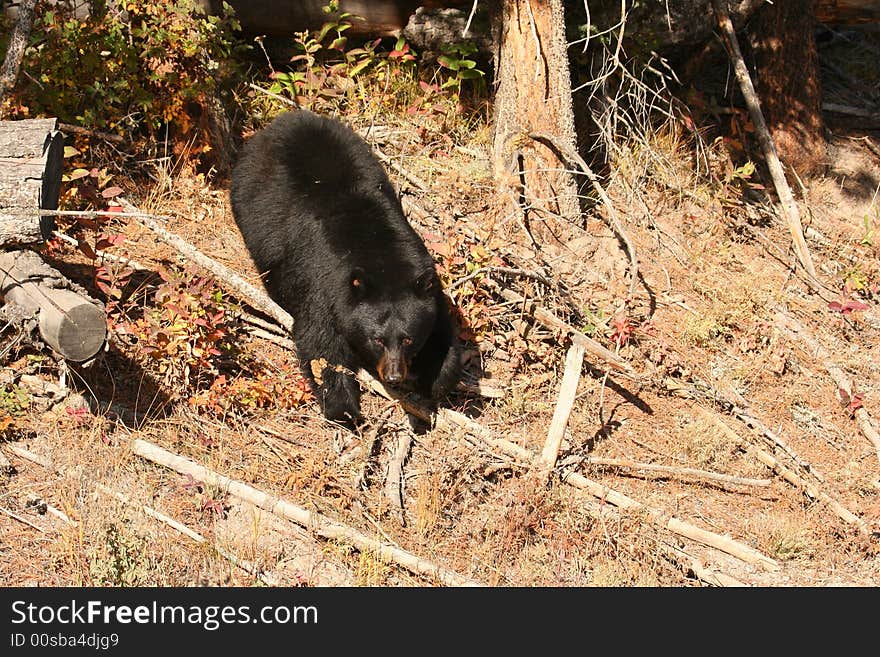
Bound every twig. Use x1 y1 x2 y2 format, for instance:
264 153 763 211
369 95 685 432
711 0 818 282
664 377 825 483
776 311 880 464
357 371 781 571
448 265 555 293
131 438 482 587
697 408 872 534
52 230 151 272
528 131 640 302
353 403 396 491
371 147 429 192
0 506 46 533
247 82 298 107
384 426 415 524
493 283 636 378
536 343 585 482
58 122 125 144
577 456 772 488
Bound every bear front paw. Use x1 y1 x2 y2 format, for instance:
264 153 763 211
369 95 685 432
318 371 363 429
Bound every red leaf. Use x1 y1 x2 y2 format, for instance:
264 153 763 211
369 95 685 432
101 186 124 198
828 299 869 315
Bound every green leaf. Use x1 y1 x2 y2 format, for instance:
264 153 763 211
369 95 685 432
437 55 459 71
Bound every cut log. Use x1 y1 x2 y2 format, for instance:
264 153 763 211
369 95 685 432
0 250 106 362
0 118 64 246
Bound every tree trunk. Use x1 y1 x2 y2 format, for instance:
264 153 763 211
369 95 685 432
748 0 826 177
491 0 581 250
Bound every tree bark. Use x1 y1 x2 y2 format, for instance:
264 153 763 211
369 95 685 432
0 117 64 246
491 0 582 249
748 0 826 177
0 0 38 113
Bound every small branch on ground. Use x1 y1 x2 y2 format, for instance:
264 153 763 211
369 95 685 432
115 199 295 333
535 343 585 484
493 282 636 378
131 438 482 587
712 0 818 283
384 425 415 525
776 311 880 465
357 371 780 572
697 408 872 534
576 456 773 488
9 444 280 585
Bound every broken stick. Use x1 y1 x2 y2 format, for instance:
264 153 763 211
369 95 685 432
712 0 818 282
131 438 482 587
536 343 585 481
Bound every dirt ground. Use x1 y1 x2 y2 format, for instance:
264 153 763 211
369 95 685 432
2 89 880 587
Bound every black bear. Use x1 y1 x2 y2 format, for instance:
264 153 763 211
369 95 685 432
230 110 461 426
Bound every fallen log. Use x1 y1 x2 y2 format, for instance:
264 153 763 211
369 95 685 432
0 117 64 246
0 249 106 362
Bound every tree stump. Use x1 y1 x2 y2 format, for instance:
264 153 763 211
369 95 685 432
0 117 64 245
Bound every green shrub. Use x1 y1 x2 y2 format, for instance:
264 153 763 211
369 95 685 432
17 0 245 139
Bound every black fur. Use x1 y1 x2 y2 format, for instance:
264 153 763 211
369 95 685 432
230 110 461 426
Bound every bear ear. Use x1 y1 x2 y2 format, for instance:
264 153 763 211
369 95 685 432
350 268 368 296
414 270 437 297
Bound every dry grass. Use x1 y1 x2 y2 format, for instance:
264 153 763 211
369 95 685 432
2 74 880 587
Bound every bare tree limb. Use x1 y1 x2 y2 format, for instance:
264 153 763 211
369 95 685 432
711 0 818 282
131 438 482 587
357 371 781 571
535 343 585 482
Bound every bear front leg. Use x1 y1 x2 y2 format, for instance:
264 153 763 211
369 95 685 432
296 329 363 428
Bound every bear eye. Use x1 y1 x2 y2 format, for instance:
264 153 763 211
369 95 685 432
402 337 413 347
372 337 385 347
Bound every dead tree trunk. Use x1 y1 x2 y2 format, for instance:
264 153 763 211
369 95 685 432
491 0 582 251
0 117 64 245
747 0 826 177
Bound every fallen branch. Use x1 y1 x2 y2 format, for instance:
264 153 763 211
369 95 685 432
384 426 415 523
357 371 780 571
775 311 880 464
577 456 772 488
7 444 279 585
115 198 294 333
535 343 585 482
131 438 482 587
712 0 818 282
697 408 872 534
0 505 46 533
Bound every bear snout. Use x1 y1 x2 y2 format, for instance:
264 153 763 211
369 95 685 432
376 348 409 386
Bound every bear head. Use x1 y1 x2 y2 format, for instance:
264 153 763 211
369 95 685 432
342 266 440 388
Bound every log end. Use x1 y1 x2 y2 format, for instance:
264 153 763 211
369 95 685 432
39 298 106 362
